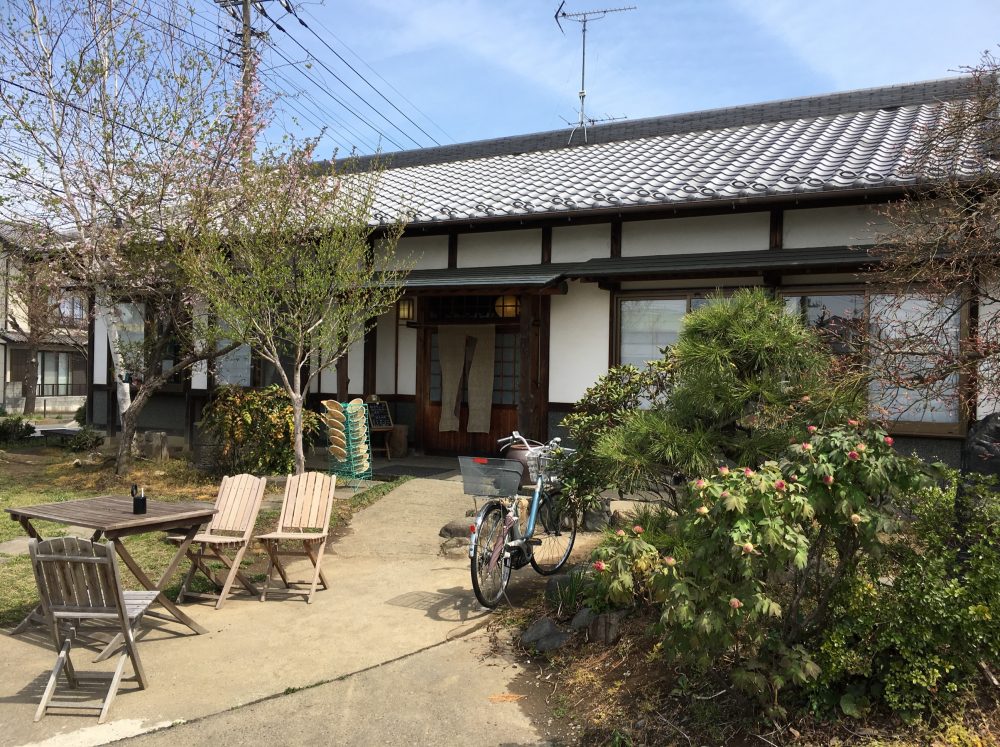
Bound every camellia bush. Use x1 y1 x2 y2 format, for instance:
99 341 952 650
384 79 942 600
198 385 320 475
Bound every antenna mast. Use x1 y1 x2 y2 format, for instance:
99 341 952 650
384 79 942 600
555 2 635 145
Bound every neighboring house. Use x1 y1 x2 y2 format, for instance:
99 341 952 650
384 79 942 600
0 226 88 415
90 76 979 462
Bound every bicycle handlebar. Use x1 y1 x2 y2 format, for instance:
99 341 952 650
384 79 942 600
497 430 561 452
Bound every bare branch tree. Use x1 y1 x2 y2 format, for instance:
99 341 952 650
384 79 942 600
0 0 262 472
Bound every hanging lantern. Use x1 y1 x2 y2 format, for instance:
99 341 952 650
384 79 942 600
397 297 415 322
494 295 520 319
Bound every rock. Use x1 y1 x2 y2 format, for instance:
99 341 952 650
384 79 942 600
588 610 626 644
582 505 612 531
521 618 572 653
72 458 82 467
439 519 473 539
569 607 596 631
439 536 468 558
521 617 559 647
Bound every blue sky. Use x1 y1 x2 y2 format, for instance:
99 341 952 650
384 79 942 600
218 0 1000 157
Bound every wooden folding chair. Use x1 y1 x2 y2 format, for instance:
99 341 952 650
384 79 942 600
170 474 267 609
28 537 156 724
255 472 337 604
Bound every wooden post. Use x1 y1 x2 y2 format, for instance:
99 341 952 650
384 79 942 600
518 295 542 438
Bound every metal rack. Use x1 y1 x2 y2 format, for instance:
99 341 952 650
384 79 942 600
321 400 373 487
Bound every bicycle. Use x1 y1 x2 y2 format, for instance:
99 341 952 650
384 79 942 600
459 432 578 608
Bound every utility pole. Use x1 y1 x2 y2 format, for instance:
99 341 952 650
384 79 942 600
215 0 266 164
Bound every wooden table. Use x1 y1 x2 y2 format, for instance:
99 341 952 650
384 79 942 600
6 496 216 653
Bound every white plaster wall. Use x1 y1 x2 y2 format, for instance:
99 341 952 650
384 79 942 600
396 325 417 396
552 224 609 263
457 229 541 267
347 338 365 395
783 206 890 249
381 235 449 270
549 282 610 403
191 360 208 390
375 311 397 394
93 310 108 386
622 213 769 257
318 350 338 394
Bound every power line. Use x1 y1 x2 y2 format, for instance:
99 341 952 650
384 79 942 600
300 6 454 144
199 0 401 151
254 8 414 149
272 3 440 146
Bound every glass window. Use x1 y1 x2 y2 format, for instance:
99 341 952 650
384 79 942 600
784 294 865 354
215 343 252 386
619 298 687 368
868 295 961 425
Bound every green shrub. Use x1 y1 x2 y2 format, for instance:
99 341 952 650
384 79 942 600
588 524 662 611
73 404 86 425
810 472 1000 721
198 385 320 475
0 415 35 443
68 425 103 452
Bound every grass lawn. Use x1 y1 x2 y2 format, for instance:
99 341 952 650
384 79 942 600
0 444 408 628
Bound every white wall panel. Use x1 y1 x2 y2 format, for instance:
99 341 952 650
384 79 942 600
552 224 609 262
549 282 609 403
457 229 541 268
783 206 890 249
347 338 365 395
622 213 768 257
318 350 338 394
397 325 417 396
375 311 397 394
93 310 108 385
382 235 449 270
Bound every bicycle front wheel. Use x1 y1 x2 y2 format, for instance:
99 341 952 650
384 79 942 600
529 491 577 575
471 501 510 608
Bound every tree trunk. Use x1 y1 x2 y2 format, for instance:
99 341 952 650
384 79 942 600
115 386 153 475
21 349 38 415
292 394 305 475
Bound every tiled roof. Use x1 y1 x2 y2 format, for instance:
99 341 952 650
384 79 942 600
354 77 977 227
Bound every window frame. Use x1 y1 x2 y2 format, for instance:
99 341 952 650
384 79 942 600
780 285 969 438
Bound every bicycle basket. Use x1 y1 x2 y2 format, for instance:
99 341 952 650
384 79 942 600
526 449 551 483
458 456 523 498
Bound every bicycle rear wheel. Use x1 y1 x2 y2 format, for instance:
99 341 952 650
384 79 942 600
471 501 510 608
529 491 576 575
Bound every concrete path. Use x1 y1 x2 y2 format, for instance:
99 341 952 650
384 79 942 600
0 477 590 747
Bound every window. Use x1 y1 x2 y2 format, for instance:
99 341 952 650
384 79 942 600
615 293 718 367
783 290 963 433
8 349 87 396
57 294 87 326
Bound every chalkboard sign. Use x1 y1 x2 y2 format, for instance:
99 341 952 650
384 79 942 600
368 401 393 430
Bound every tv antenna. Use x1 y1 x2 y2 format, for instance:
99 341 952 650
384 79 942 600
555 2 635 145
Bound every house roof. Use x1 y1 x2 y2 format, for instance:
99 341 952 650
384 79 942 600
349 77 978 228
403 264 568 292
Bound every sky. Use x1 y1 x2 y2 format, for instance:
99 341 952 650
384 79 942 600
201 0 1000 158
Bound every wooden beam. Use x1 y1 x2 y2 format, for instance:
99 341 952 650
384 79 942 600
541 226 552 264
363 322 377 396
517 295 541 437
769 209 784 250
538 295 551 440
610 220 622 258
447 233 458 268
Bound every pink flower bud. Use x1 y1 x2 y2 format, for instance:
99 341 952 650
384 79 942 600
742 542 754 554
807 425 817 433
850 513 862 525
884 436 894 446
633 525 644 535
743 468 754 477
616 529 626 537
664 556 676 567
801 395 811 403
774 480 786 491
720 490 730 498
848 419 860 426
848 451 860 461
856 443 867 452
593 560 606 572
789 474 798 482
718 466 730 475
696 505 709 516
695 479 707 489
823 475 834 486
729 598 743 609
802 442 813 451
